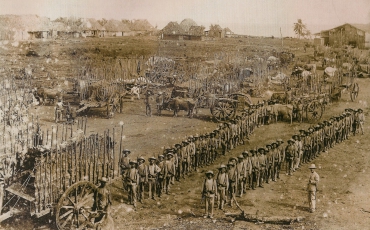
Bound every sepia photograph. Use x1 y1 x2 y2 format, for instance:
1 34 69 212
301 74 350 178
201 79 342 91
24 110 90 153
0 0 369 229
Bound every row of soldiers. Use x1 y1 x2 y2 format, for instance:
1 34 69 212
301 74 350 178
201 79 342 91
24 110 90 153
201 107 365 218
119 101 273 207
118 107 364 209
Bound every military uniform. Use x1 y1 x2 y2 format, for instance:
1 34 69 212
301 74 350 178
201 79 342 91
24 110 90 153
148 157 161 200
257 148 267 187
137 157 148 202
164 153 176 194
202 171 217 218
307 164 320 213
126 161 139 207
216 165 229 210
285 140 295 175
227 161 238 207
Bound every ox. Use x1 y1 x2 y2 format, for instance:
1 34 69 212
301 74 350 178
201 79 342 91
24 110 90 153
34 88 63 105
271 103 293 124
162 97 196 118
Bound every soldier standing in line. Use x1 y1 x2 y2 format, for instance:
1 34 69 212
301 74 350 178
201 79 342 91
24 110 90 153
285 139 295 176
202 171 217 219
294 135 303 171
188 136 196 172
357 109 365 135
137 157 148 203
276 139 285 179
265 145 273 183
126 161 139 208
307 164 320 213
148 157 161 200
174 143 183 181
164 152 175 195
250 150 259 190
156 155 165 198
180 141 189 178
209 132 218 163
216 165 229 210
227 161 238 207
242 151 252 191
257 148 267 188
119 149 131 190
271 142 280 182
236 155 246 197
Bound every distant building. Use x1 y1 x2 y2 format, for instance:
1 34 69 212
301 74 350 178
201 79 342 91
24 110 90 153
104 19 131 37
79 18 105 37
315 23 370 48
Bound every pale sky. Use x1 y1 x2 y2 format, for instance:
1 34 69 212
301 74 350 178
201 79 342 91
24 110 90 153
1 0 370 36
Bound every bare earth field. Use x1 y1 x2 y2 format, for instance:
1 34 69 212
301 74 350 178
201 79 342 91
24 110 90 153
0 37 369 230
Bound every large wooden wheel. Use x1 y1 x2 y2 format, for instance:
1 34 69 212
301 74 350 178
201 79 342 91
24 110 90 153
305 100 323 122
56 181 97 230
350 82 359 102
210 99 236 122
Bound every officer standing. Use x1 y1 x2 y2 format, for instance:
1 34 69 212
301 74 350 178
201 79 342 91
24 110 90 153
307 164 320 213
137 157 148 203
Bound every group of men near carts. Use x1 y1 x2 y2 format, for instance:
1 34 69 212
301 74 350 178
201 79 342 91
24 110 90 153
107 106 364 219
89 106 364 226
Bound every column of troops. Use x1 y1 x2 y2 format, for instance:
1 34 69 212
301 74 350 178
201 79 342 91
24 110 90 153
119 107 364 211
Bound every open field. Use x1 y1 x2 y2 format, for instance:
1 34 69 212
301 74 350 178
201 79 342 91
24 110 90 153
0 36 369 230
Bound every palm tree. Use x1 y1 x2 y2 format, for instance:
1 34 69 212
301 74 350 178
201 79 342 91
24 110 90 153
294 19 307 39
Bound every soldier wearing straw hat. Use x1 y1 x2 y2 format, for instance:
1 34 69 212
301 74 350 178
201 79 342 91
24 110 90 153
227 161 238 207
202 170 217 218
236 155 246 197
119 149 131 191
137 156 148 203
93 177 112 214
148 156 161 200
276 139 285 179
216 165 229 210
250 150 259 190
126 161 139 208
285 139 295 175
257 148 266 188
164 152 175 195
307 164 320 213
156 155 165 197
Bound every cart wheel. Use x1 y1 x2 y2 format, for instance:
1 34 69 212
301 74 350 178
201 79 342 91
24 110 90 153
210 100 236 122
56 181 97 230
306 101 323 122
350 83 359 102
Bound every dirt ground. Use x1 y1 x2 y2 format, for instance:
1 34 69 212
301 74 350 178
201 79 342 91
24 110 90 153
1 37 370 229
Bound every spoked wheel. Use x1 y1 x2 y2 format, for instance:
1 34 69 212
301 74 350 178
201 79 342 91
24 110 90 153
306 100 323 122
350 83 359 101
210 99 236 122
56 181 97 230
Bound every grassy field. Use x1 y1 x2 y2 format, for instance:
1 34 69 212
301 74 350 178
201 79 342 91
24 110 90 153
1 36 369 230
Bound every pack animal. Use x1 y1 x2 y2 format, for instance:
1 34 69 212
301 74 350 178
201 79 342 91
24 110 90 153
162 97 196 118
35 88 63 105
271 104 293 124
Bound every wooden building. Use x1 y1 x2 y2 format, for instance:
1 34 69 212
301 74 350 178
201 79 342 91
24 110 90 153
316 23 370 48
